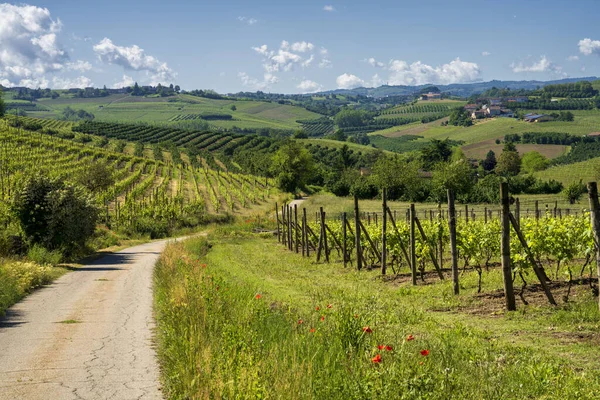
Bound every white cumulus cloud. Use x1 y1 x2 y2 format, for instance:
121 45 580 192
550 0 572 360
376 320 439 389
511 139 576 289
323 5 335 11
297 80 323 93
0 3 73 87
67 60 92 72
566 55 579 62
511 56 562 74
51 75 93 89
336 73 364 89
482 51 491 56
579 38 600 56
237 16 258 25
246 40 331 89
366 57 385 68
93 37 176 84
113 74 135 88
387 58 481 85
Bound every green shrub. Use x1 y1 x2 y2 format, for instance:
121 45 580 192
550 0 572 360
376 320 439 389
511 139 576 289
27 244 62 265
12 174 99 255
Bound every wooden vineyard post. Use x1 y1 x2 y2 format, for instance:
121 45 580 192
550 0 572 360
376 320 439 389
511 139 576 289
294 204 299 254
303 208 309 257
322 209 330 263
508 213 556 305
535 200 539 221
587 182 600 311
515 198 521 228
317 207 324 262
501 182 517 311
465 205 469 223
447 189 459 295
438 203 443 269
288 205 293 251
282 206 287 246
382 189 388 275
410 203 417 285
342 212 347 268
354 196 362 271
276 203 281 242
484 207 488 223
414 217 444 280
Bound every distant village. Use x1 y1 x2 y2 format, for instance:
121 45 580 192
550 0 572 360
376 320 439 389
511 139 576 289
421 92 554 122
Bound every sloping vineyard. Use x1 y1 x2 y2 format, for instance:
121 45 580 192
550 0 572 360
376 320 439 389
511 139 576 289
0 120 277 237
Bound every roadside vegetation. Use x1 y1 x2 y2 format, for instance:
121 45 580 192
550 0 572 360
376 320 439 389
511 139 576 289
154 223 600 399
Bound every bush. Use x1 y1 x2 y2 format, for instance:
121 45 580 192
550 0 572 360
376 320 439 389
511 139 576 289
12 174 99 255
127 217 171 239
27 244 63 265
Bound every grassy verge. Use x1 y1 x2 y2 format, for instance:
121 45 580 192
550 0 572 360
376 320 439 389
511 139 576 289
154 224 600 399
0 260 69 316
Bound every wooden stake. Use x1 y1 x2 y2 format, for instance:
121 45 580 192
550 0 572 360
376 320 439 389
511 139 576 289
354 196 362 271
587 182 600 311
410 203 417 285
342 212 348 268
448 189 459 295
382 189 387 275
294 204 299 254
276 203 281 242
501 182 517 311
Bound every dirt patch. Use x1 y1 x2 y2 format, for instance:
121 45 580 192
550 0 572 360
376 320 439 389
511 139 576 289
462 139 568 160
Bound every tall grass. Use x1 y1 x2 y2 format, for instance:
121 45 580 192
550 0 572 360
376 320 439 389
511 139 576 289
154 233 600 399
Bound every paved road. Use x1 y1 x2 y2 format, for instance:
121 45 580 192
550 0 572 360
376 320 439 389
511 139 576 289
0 240 174 400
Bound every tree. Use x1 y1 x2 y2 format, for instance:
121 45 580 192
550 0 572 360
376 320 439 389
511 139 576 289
174 85 180 93
334 109 371 128
431 159 474 201
563 180 586 204
521 151 549 173
12 175 99 254
75 161 116 193
481 150 497 172
448 107 473 127
132 82 141 96
271 141 315 193
496 150 521 177
420 139 453 169
230 105 237 111
331 129 347 142
0 88 5 118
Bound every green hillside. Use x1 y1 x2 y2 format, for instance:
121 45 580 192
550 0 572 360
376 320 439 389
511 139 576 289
31 93 322 130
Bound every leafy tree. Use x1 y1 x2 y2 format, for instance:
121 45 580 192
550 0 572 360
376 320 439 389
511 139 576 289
12 175 99 254
293 129 308 139
431 159 474 201
230 105 237 111
271 141 315 193
448 106 473 127
420 139 453 169
334 109 371 128
132 82 141 96
521 151 549 173
330 129 347 142
481 150 497 172
372 156 428 201
496 150 521 177
75 162 116 193
563 180 586 204
174 85 180 92
503 141 517 152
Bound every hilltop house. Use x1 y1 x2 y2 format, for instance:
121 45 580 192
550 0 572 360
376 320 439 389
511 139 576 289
468 103 514 119
421 92 441 100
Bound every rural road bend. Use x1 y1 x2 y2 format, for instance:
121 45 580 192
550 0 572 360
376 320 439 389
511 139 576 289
0 240 174 400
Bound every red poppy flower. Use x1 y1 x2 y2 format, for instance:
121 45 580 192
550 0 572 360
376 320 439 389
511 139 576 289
362 326 373 333
327 304 333 309
377 345 385 350
201 264 207 269
255 294 262 299
420 349 429 356
385 345 393 351
371 354 382 364
298 319 303 324
354 314 359 319
406 335 415 341
310 328 316 333
315 306 320 311
320 316 325 321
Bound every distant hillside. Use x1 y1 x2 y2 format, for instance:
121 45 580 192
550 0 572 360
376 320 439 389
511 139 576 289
319 77 600 98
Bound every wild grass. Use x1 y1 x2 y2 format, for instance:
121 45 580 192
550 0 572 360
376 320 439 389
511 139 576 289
0 260 67 316
154 225 600 399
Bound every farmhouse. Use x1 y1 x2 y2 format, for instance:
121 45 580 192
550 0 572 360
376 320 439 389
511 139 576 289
464 104 478 112
421 92 441 100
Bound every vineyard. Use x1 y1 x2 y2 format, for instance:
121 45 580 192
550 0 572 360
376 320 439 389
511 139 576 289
0 120 277 238
297 117 335 136
277 187 599 310
379 104 453 116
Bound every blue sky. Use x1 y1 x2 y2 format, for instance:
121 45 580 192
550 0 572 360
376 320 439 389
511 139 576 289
1 0 599 93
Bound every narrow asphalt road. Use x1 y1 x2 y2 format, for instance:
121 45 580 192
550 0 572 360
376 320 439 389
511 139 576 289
0 240 174 400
